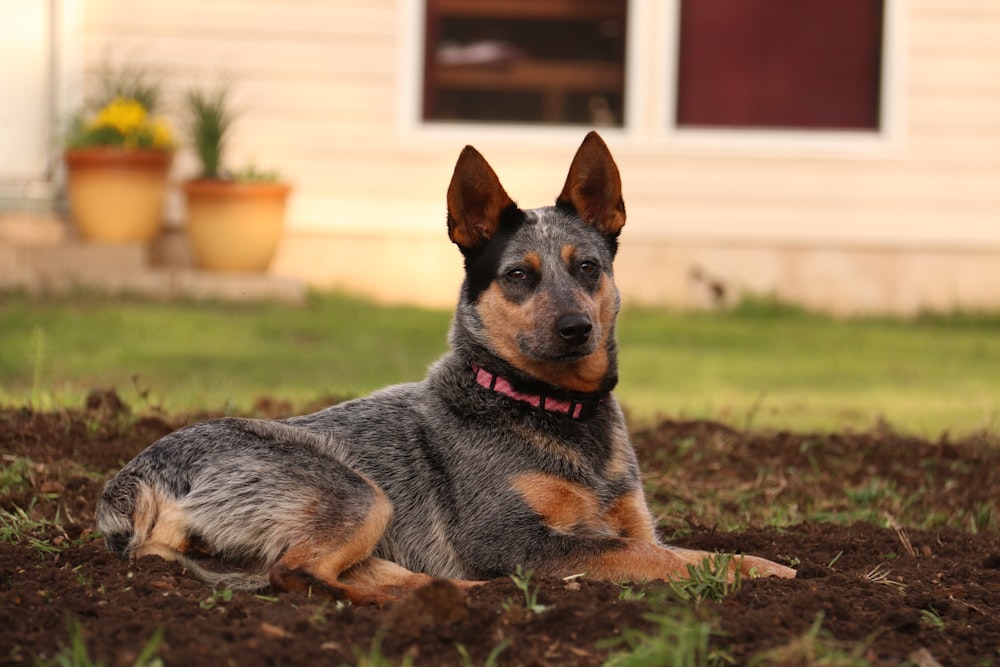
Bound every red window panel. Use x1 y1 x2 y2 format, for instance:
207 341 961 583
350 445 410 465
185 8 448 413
676 0 884 130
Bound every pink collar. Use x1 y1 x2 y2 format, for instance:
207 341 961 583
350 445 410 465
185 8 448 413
470 363 604 420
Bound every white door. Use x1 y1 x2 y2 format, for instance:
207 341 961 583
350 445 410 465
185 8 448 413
0 0 52 184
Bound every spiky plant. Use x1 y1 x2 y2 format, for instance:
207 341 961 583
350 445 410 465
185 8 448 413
185 82 237 179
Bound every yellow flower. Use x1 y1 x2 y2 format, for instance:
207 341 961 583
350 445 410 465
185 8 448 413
74 96 175 151
149 117 175 150
90 97 149 137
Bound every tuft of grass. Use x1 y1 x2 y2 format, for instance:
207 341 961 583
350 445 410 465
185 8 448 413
40 616 164 667
455 639 511 667
666 554 742 604
350 630 412 667
601 608 729 667
748 613 870 667
0 506 67 558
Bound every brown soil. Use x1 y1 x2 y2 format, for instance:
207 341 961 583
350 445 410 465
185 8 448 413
1 396 998 666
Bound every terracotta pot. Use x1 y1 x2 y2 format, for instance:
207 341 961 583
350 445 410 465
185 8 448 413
64 148 173 243
183 179 291 272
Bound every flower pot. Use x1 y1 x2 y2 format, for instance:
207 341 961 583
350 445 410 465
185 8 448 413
64 148 173 243
183 179 291 272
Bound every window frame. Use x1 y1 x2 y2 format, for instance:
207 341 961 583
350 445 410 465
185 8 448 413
400 0 903 154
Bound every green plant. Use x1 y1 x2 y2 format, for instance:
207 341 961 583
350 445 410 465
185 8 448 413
920 607 945 631
184 81 236 179
232 163 281 183
40 616 164 667
0 506 65 558
455 639 511 667
666 554 742 604
601 608 728 667
748 613 870 667
65 63 173 152
198 587 234 610
349 630 412 667
509 565 551 614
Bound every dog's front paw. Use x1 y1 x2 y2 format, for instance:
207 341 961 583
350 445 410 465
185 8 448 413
736 554 796 579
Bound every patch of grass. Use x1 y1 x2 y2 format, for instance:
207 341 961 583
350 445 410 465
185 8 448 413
40 616 164 667
0 505 67 558
351 630 412 667
665 554 742 604
601 607 729 667
0 456 35 494
455 639 511 667
2 290 999 435
747 613 871 667
617 301 1000 436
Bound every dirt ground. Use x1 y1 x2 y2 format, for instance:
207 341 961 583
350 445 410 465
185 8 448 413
1 395 998 666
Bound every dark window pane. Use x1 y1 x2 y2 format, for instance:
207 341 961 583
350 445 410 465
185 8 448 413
676 0 884 130
423 0 627 126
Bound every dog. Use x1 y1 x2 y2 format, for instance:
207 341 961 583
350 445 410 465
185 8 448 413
96 132 795 604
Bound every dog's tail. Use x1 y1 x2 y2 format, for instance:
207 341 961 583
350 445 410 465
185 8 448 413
95 472 271 591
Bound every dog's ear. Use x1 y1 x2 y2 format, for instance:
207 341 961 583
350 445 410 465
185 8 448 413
557 131 626 237
447 146 515 252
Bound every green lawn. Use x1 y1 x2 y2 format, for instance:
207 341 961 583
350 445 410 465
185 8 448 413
1 291 997 436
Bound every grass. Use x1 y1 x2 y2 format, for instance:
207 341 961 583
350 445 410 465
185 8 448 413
1 290 998 436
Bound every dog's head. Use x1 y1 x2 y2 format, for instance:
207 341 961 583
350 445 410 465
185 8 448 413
447 132 626 394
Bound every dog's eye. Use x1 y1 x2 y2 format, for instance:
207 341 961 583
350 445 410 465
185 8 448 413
506 268 528 281
579 261 598 275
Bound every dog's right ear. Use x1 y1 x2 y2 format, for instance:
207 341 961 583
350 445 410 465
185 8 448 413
447 146 515 252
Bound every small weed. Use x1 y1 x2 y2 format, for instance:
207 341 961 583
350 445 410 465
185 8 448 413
0 456 35 493
0 506 66 558
455 639 510 667
920 607 945 631
748 613 869 667
509 565 551 614
199 587 234 610
600 608 729 667
827 551 844 569
40 616 164 667
350 630 412 667
618 584 647 601
666 553 741 604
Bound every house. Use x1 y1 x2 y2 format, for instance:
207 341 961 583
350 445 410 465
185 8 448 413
2 0 998 314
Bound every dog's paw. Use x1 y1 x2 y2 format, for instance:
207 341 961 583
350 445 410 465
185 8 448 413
735 554 796 579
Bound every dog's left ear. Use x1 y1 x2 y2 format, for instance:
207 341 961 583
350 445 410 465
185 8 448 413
447 145 515 252
557 131 626 237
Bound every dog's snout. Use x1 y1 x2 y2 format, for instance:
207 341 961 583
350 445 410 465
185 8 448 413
556 313 593 345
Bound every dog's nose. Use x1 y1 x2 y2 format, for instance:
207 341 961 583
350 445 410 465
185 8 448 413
556 313 592 345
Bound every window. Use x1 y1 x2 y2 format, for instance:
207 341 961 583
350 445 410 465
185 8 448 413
422 0 628 126
675 0 885 131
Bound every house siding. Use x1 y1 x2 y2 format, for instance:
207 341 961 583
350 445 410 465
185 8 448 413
75 0 1000 313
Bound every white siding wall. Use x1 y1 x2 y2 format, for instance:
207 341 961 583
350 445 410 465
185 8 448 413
77 0 1000 313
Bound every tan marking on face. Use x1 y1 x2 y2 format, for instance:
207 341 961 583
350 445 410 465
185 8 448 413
511 472 603 533
560 244 576 267
524 251 542 273
477 272 618 393
602 489 657 541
